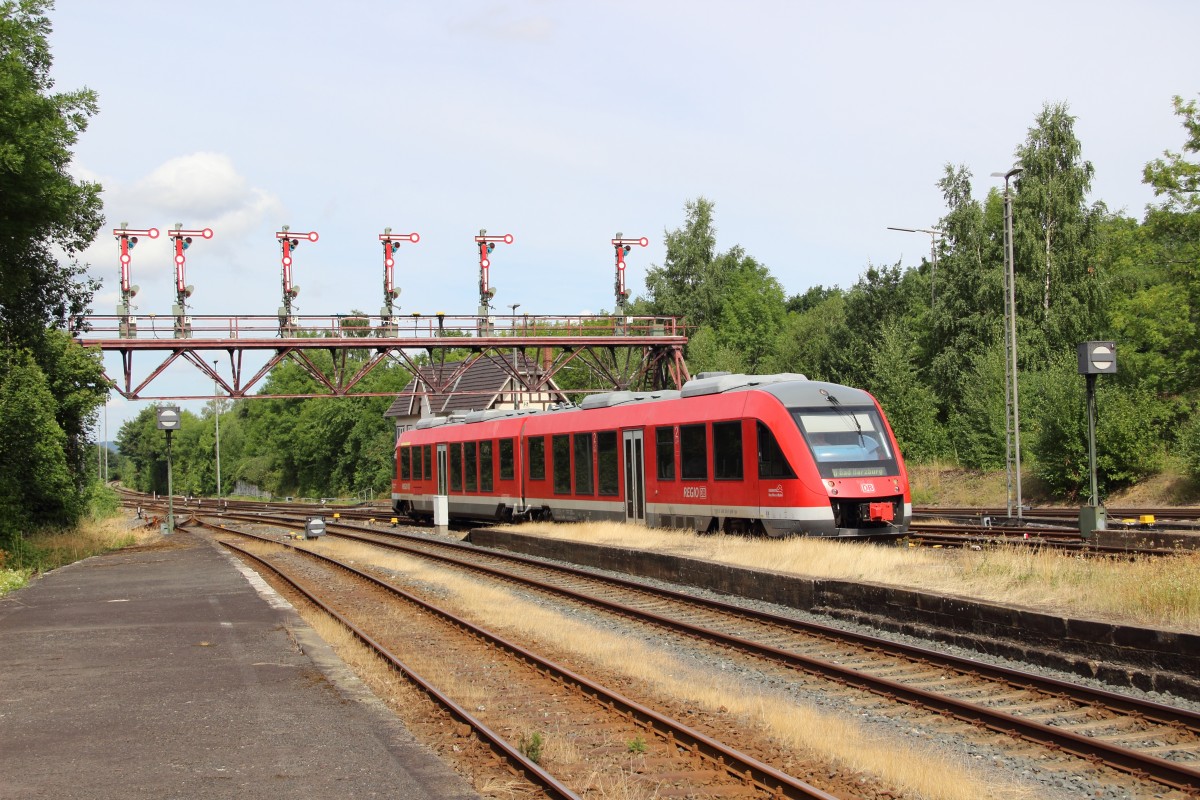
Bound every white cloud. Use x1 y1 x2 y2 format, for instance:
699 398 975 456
80 153 283 302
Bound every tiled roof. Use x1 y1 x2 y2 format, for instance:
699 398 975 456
383 353 561 419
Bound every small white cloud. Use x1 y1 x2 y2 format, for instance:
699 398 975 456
134 152 252 218
78 153 283 297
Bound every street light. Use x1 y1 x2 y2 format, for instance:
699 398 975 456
509 303 521 409
155 406 181 535
887 227 943 304
992 166 1024 520
213 360 221 501
1078 341 1117 536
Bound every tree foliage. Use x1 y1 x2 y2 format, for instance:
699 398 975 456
0 2 108 550
0 0 103 344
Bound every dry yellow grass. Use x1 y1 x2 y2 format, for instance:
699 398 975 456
500 521 1200 631
307 538 1029 800
1 514 160 595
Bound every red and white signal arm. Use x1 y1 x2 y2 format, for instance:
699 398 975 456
113 227 160 291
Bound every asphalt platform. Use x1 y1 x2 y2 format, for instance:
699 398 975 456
0 529 480 800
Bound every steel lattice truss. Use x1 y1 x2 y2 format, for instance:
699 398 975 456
72 313 690 401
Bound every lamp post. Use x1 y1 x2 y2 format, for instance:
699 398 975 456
155 406 181 535
509 303 521 409
992 167 1024 520
886 226 943 304
1077 342 1117 536
213 360 221 501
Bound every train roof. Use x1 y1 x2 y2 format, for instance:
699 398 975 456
404 373 876 434
680 372 876 407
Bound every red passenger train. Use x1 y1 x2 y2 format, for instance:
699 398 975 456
392 372 911 537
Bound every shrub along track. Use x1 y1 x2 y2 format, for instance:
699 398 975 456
200 519 848 800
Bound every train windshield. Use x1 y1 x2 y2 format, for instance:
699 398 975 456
790 405 897 479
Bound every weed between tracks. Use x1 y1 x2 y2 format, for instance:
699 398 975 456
304 539 1027 800
503 521 1200 630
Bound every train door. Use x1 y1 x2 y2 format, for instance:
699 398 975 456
436 444 448 496
622 429 646 525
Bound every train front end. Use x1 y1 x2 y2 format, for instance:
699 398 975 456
758 381 911 538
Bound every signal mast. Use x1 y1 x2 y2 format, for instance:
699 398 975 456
168 224 213 338
379 228 419 335
474 229 513 335
113 223 159 338
276 226 319 333
612 232 648 325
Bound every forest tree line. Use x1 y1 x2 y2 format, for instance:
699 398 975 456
113 97 1200 504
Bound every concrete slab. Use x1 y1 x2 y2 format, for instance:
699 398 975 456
0 530 479 800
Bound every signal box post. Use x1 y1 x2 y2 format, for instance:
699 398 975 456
474 229 513 336
168 225 213 338
379 228 419 336
612 233 648 328
113 224 159 338
276 226 319 334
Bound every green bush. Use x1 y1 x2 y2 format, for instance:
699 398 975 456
1177 410 1200 480
1030 364 1164 501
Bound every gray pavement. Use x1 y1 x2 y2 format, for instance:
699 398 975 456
0 529 480 800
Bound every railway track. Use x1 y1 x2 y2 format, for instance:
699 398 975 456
204 521 844 799
122 491 1197 556
199 510 1200 797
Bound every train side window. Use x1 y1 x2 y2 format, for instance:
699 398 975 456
400 446 411 481
680 423 708 481
413 445 423 481
422 444 432 481
528 436 545 481
757 421 797 479
464 442 478 492
713 421 743 481
573 433 594 495
597 430 618 496
655 426 676 481
480 440 494 492
499 438 514 480
552 434 571 495
449 443 463 492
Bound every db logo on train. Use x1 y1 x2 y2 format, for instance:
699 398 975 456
861 483 875 493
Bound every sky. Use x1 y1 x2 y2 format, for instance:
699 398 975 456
45 0 1198 436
